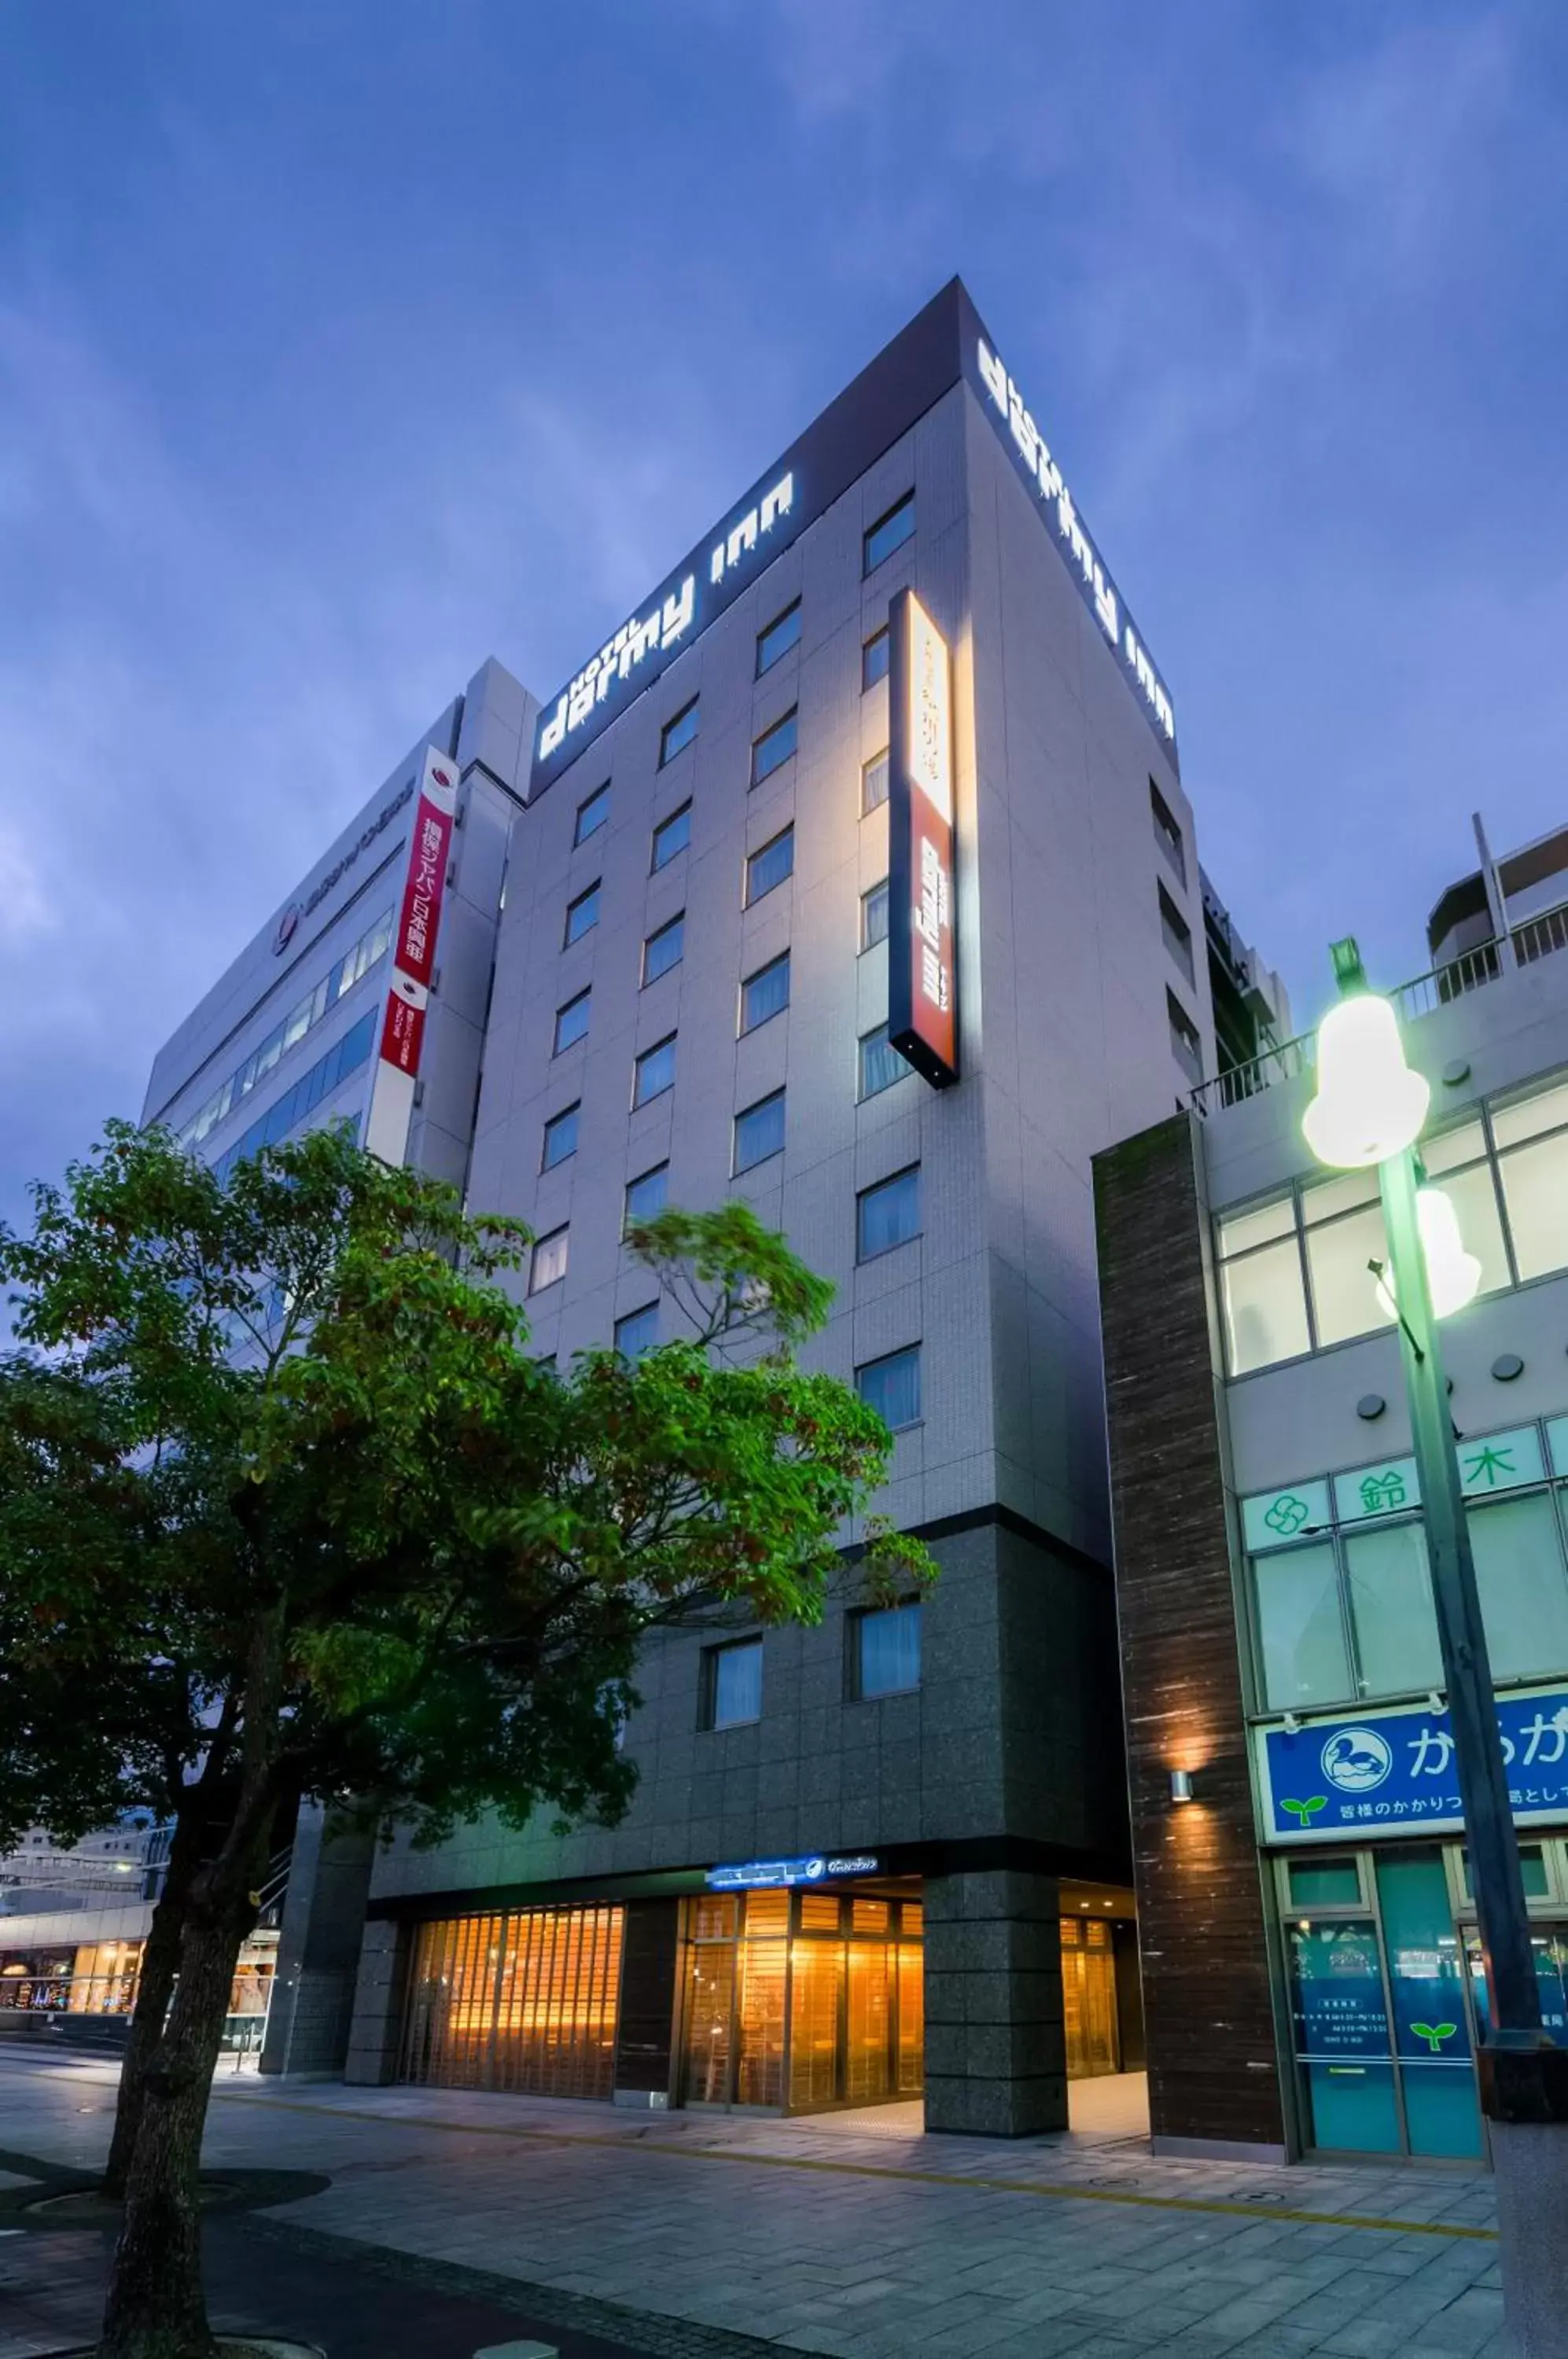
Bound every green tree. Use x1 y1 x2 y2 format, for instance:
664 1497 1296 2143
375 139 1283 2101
0 1120 931 2359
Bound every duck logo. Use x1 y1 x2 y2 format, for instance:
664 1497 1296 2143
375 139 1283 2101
1321 1728 1393 1794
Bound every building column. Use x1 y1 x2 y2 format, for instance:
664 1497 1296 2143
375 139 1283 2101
922 1869 1066 2136
342 1918 407 2087
259 1804 378 2079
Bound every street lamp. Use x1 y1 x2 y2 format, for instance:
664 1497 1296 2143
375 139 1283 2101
1305 940 1567 2359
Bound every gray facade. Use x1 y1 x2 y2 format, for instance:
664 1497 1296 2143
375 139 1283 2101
348 282 1253 2133
1098 830 1568 2162
138 652 539 2074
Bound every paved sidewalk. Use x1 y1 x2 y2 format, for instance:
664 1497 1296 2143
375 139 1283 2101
0 2055 1505 2359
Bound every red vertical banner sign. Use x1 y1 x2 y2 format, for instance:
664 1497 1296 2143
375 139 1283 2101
887 588 959 1088
378 748 459 1076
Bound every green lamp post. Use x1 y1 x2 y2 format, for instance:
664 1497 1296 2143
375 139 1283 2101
1304 939 1567 2357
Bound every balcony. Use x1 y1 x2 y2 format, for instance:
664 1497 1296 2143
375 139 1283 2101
1191 901 1568 1117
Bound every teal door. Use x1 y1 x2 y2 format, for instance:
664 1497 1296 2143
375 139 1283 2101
1375 1850 1482 2159
1286 1919 1401 2151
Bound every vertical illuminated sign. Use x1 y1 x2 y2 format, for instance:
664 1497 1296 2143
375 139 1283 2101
364 744 458 1166
887 589 958 1088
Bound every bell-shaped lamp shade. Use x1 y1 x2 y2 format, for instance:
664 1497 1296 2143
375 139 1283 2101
1302 995 1430 1169
1375 1185 1483 1323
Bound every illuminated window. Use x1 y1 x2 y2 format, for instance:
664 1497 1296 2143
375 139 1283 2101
751 708 797 786
661 698 699 766
756 599 801 677
861 877 889 951
858 1024 905 1101
857 1166 920 1260
734 1090 786 1174
651 802 690 872
642 912 685 985
624 1163 668 1233
541 1103 579 1172
553 989 591 1055
529 1225 569 1294
574 783 609 846
740 951 790 1034
861 750 889 814
856 1345 921 1430
703 1638 762 1729
864 492 915 576
852 1602 921 1698
634 1033 677 1108
564 881 601 947
615 1301 659 1361
862 627 889 690
745 826 794 907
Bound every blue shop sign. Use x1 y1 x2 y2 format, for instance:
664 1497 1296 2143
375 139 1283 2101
1259 1688 1568 1842
705 1852 878 1891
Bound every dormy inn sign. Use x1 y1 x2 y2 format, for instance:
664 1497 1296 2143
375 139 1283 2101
529 281 1179 798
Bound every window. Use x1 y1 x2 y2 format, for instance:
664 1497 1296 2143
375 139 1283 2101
615 1301 659 1361
862 627 889 690
863 491 915 575
1168 988 1202 1085
643 912 685 984
861 749 889 814
751 708 797 786
634 1034 677 1108
740 951 790 1034
756 600 801 677
574 783 610 846
624 1163 668 1233
529 1225 569 1294
1493 1080 1568 1282
553 989 591 1055
858 1166 920 1260
651 802 690 871
541 1103 580 1172
857 1344 921 1430
704 1638 762 1729
1301 1172 1387 1349
1150 778 1186 883
745 826 794 907
1422 1121 1511 1294
734 1090 786 1173
1158 882 1194 983
858 1023 906 1101
660 698 699 766
1468 1492 1568 1680
564 881 601 947
852 1602 921 1699
1344 1522 1443 1696
1252 1541 1349 1709
861 877 889 951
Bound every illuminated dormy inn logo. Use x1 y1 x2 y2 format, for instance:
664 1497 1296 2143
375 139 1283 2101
974 338 1176 747
537 473 795 766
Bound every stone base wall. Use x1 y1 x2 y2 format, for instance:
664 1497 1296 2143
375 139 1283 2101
922 1868 1066 2136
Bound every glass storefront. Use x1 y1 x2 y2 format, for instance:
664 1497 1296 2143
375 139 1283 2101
400 1903 624 2096
680 1886 923 2114
1279 1833 1568 2158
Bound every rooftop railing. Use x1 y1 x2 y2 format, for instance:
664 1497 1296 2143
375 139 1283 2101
1191 900 1568 1117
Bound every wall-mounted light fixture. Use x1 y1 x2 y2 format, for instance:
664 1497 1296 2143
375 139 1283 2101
1169 1768 1194 1804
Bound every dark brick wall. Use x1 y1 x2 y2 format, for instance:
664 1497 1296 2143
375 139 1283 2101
1093 1111 1286 2152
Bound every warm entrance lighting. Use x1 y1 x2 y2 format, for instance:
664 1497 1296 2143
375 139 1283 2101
1375 1185 1482 1323
1302 995 1430 1168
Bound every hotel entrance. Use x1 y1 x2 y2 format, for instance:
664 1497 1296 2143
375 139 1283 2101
680 1882 924 2114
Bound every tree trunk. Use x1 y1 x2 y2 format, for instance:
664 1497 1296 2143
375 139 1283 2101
95 1864 260 2359
101 1809 203 2201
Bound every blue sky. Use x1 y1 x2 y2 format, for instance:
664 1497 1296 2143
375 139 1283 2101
2 1 1566 1235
